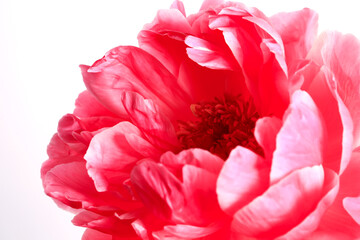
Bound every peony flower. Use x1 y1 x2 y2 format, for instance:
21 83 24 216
41 0 360 239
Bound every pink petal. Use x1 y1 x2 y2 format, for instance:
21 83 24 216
271 90 323 183
82 229 112 240
74 90 118 118
138 8 191 78
279 168 339 239
318 32 360 148
217 146 269 216
163 222 223 239
73 210 137 238
170 0 186 17
232 165 324 239
343 196 360 225
84 121 161 192
181 164 223 225
254 116 282 162
121 91 180 151
305 68 353 174
82 46 191 120
160 148 223 176
43 161 128 211
269 8 318 74
209 6 289 117
313 151 360 238
131 161 184 221
200 0 224 11
185 35 238 70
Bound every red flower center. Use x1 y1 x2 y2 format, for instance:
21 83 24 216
177 96 263 160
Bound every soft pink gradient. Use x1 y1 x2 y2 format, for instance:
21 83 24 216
41 0 360 239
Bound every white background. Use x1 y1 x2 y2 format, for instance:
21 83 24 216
1 0 360 239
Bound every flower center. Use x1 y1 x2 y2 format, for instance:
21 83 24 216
177 96 263 160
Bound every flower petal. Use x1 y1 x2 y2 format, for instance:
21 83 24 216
343 196 360 225
131 161 184 221
209 5 289 117
200 0 224 11
217 146 269 216
271 90 323 182
185 35 238 70
74 90 118 118
121 91 180 151
160 148 223 176
279 168 339 239
269 8 318 74
232 165 324 239
84 121 161 192
305 67 353 174
82 46 191 120
318 32 360 148
82 229 112 240
254 116 282 162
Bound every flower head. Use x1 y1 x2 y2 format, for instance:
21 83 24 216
41 0 360 239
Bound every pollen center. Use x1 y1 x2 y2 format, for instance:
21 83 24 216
177 96 263 160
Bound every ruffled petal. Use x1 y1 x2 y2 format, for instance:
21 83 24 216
121 91 180 151
200 0 224 11
131 161 184 221
138 8 192 78
74 90 118 118
271 90 323 183
305 67 353 174
84 121 161 192
43 161 127 211
185 35 238 70
217 146 269 216
313 151 360 238
73 210 137 239
209 5 289 117
82 46 191 120
232 165 324 239
279 168 339 239
170 0 186 17
160 148 223 176
82 229 112 240
269 8 318 74
317 32 360 148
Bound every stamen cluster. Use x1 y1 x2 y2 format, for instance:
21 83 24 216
177 96 263 159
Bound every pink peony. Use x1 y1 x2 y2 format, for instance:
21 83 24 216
41 0 360 239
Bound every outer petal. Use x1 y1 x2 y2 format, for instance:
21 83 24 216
217 146 269 216
200 0 224 11
82 46 191 120
270 8 318 73
73 211 137 239
74 90 119 118
232 166 324 239
279 168 339 239
82 229 112 240
305 67 353 174
84 121 161 192
271 90 323 183
43 161 127 211
315 150 360 238
131 161 184 221
322 32 360 148
138 7 191 78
